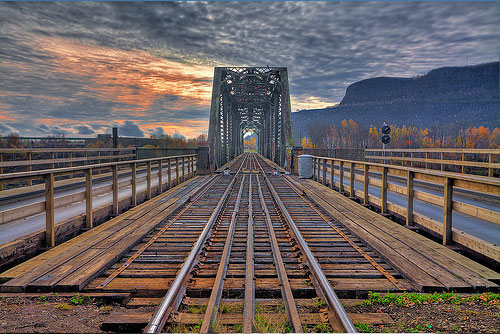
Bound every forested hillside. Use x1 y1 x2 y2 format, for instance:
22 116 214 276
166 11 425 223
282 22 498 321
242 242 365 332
292 62 500 144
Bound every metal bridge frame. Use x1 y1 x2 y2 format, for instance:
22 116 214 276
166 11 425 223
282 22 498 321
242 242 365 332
208 67 292 169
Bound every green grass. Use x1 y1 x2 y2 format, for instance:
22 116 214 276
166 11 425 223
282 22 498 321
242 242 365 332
186 304 207 314
69 293 85 306
54 303 72 311
99 305 113 312
37 294 48 304
396 322 432 333
219 303 244 314
355 322 375 333
313 322 331 333
169 319 203 333
253 305 291 333
313 297 326 308
362 291 500 307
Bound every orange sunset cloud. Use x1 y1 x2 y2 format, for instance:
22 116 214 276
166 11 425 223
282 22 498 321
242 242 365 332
37 36 214 122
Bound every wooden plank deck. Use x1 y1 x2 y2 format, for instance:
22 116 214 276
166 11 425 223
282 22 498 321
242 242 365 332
292 176 500 292
0 175 210 292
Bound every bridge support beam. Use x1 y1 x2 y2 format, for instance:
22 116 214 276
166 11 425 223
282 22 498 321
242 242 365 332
208 67 293 170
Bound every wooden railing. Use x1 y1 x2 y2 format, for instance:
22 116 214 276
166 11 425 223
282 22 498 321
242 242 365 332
311 155 500 262
365 148 500 177
0 154 197 247
0 148 137 190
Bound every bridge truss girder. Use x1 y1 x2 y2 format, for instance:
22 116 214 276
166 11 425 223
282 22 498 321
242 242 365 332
208 67 292 169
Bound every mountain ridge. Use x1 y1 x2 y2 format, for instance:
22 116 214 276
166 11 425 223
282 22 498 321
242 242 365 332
292 62 500 142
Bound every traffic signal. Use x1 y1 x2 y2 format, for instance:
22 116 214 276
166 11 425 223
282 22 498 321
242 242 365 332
381 123 391 145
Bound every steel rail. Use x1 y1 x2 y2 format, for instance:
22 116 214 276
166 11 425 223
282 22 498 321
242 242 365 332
255 157 357 333
243 175 255 333
96 175 221 289
189 174 221 202
282 175 407 291
255 174 303 333
200 175 246 333
144 161 245 333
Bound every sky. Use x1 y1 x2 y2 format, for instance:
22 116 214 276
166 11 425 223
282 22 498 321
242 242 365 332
0 1 498 138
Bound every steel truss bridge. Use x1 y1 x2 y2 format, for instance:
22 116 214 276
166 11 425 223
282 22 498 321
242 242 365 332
208 67 292 169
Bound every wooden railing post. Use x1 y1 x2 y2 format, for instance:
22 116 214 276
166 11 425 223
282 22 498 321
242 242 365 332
168 158 172 189
27 152 32 186
410 152 414 168
488 153 493 177
350 162 355 197
322 159 327 185
441 152 445 171
406 170 414 226
462 153 466 174
131 162 137 206
381 166 388 213
112 164 118 215
188 156 191 179
363 164 369 205
176 157 180 186
313 158 316 181
183 156 187 182
425 152 429 170
68 152 73 179
85 168 93 228
147 161 152 199
443 177 454 245
98 151 102 174
45 173 55 247
339 161 344 193
51 152 55 169
158 159 163 193
0 152 3 191
330 159 334 189
316 158 321 182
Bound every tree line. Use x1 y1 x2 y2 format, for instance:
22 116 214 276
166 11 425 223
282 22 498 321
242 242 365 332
0 133 208 149
301 120 500 149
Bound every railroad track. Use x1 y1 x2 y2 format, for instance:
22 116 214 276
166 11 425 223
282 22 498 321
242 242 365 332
86 152 410 333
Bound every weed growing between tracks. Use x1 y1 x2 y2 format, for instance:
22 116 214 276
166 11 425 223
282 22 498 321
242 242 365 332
348 291 500 333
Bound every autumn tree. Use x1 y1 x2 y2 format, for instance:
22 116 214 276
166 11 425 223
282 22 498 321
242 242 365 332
301 136 314 149
4 133 22 148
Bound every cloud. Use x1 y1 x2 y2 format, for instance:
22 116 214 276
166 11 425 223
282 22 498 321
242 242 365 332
0 1 498 137
118 120 144 137
74 124 95 135
148 126 165 137
173 133 186 140
0 123 17 135
35 123 67 136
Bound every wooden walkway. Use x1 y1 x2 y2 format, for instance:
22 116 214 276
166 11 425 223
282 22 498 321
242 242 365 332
1 172 499 294
0 176 210 292
293 176 500 291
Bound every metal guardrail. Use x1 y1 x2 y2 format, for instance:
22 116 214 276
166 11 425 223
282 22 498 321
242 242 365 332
0 154 197 248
